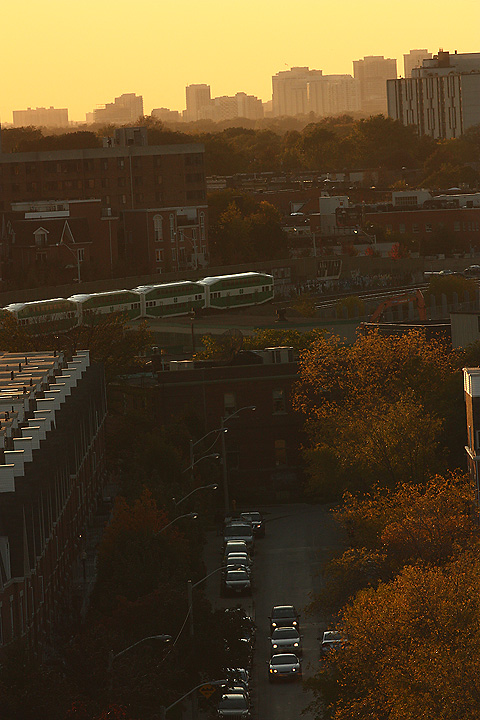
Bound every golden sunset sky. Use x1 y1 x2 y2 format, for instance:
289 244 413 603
2 0 479 123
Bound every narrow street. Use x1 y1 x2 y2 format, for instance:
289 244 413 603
201 503 346 720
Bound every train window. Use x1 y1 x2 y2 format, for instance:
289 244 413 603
173 298 178 303
239 289 244 294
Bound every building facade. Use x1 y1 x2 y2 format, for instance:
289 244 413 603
387 50 480 139
111 348 304 501
353 55 397 115
185 85 212 122
13 107 69 129
0 350 107 648
0 199 120 284
403 49 432 78
87 93 144 125
0 127 207 217
272 67 324 117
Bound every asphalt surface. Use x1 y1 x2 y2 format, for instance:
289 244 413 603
201 503 346 720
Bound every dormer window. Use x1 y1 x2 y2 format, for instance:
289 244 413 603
33 227 49 247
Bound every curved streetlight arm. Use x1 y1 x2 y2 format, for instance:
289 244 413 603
157 512 198 535
223 405 256 425
191 564 228 591
182 453 220 474
110 635 171 666
192 427 227 450
162 679 228 716
174 483 218 507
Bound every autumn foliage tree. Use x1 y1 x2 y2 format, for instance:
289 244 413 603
293 329 460 497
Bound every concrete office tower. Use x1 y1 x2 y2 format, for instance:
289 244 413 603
13 107 68 128
272 67 323 117
353 56 397 115
388 50 480 139
90 93 144 125
404 49 432 78
185 84 211 122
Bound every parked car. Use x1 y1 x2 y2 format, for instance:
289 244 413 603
224 540 249 559
225 667 250 685
240 511 265 537
270 627 302 656
224 551 252 568
216 692 251 718
222 569 252 596
269 605 301 633
319 630 348 657
224 521 255 551
464 264 480 277
268 653 302 682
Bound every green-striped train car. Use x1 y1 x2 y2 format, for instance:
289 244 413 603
4 299 78 333
199 272 274 310
135 281 205 319
68 290 142 323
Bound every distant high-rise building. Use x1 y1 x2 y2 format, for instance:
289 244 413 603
151 107 182 123
194 92 263 123
404 49 432 78
388 49 480 139
308 75 361 117
272 67 323 117
353 56 397 115
13 106 68 128
185 84 211 122
89 93 143 125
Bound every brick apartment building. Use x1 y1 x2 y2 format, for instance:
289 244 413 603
0 127 209 280
365 207 480 252
0 350 107 648
110 347 304 503
0 127 206 216
0 199 120 284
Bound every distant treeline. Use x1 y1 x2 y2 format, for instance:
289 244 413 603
2 114 480 188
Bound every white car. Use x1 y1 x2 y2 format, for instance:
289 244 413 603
268 653 302 682
270 627 302 656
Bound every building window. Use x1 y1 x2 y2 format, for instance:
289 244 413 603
275 439 287 466
273 389 286 414
170 213 175 241
36 251 47 263
77 248 85 262
117 177 126 187
425 223 432 233
412 224 419 233
200 212 206 242
224 392 236 416
117 158 125 170
154 215 163 241
155 249 163 262
454 221 461 232
171 248 176 262
399 223 406 234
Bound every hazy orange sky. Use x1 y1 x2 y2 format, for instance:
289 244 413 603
2 0 479 123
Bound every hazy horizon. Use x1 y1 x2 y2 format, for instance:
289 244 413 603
2 0 479 123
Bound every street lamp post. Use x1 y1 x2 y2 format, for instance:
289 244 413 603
158 512 198 534
108 634 171 689
58 242 82 282
187 565 228 639
173 483 218 508
220 406 256 516
159 679 227 720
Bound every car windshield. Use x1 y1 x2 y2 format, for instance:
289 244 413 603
272 606 295 618
271 654 297 665
272 628 298 639
242 512 261 522
218 696 248 710
323 631 344 642
225 526 251 537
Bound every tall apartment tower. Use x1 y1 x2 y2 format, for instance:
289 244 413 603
272 67 323 117
404 49 432 78
353 56 397 115
185 84 211 122
388 50 480 139
90 93 144 125
13 107 69 128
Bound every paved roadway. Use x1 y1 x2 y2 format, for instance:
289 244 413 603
202 503 345 720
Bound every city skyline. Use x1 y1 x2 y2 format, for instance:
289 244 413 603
2 0 479 123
